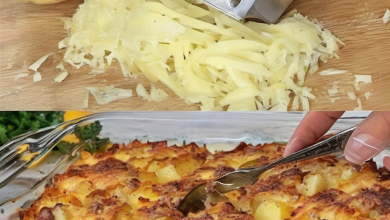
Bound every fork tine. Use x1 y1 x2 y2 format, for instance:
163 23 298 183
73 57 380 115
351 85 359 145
0 147 25 170
0 143 53 189
0 127 76 189
0 141 25 161
0 112 115 190
0 126 54 152
0 135 28 153
0 157 30 188
0 126 57 168
0 131 60 170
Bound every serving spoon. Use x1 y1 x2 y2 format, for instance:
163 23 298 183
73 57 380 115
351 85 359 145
177 125 356 216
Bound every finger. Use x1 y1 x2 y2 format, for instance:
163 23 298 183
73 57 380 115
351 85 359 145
384 155 390 171
283 111 345 157
344 112 390 166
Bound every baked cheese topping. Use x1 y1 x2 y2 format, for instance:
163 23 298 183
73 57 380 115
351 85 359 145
21 141 390 220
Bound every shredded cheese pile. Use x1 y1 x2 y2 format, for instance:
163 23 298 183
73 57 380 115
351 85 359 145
59 0 343 110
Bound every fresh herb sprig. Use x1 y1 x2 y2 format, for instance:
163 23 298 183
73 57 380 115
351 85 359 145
55 121 109 155
0 111 64 145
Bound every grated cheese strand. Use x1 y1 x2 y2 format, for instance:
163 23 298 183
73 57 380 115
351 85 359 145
86 86 133 105
355 75 372 84
383 9 390 24
33 72 42 82
29 52 54 72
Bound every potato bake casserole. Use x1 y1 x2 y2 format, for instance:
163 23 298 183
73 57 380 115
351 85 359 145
21 141 390 220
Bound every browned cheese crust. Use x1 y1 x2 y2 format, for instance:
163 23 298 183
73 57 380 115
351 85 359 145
20 141 390 220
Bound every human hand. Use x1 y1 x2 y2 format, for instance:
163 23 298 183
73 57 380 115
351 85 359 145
284 111 390 170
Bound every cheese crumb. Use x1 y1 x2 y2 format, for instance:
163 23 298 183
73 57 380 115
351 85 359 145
83 90 89 108
33 72 42 82
320 69 348 76
383 9 390 24
54 71 68 83
56 61 65 71
136 83 169 102
150 84 169 102
347 91 357 101
353 82 360 91
364 92 372 100
355 75 372 84
54 61 69 83
29 52 54 72
353 98 363 111
14 73 29 81
136 84 151 101
87 86 133 105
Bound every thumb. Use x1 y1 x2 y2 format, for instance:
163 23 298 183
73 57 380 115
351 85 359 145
344 112 390 170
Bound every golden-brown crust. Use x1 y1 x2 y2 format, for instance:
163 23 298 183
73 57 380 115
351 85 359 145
20 141 390 220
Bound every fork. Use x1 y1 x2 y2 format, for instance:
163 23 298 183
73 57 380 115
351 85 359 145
177 126 357 216
0 112 119 189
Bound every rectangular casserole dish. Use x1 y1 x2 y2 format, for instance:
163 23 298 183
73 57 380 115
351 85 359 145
0 111 385 219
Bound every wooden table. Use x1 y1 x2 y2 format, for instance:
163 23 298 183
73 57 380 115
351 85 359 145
1 0 390 111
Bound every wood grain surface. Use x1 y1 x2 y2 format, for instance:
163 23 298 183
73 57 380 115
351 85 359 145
1 0 390 111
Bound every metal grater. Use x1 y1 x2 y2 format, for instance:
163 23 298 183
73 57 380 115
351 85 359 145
203 0 294 23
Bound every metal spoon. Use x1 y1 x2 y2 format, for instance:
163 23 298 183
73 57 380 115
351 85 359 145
177 126 356 216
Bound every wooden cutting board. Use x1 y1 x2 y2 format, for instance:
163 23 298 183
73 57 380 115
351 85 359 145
1 0 390 111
